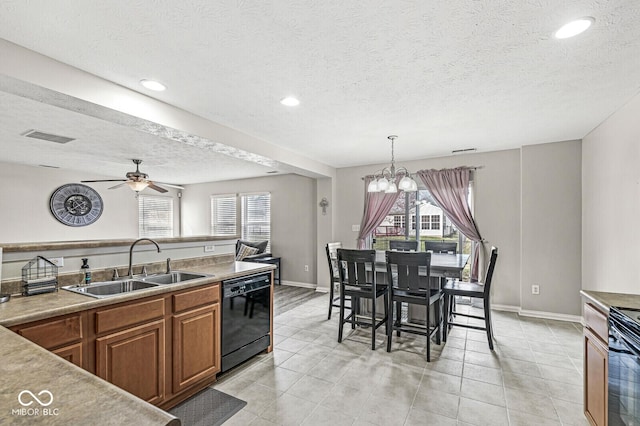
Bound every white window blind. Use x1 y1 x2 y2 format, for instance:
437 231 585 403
241 193 271 249
138 195 174 238
210 194 237 236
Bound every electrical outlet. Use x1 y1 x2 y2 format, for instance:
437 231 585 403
39 257 63 267
304 265 309 272
204 245 215 253
352 225 360 232
531 284 540 295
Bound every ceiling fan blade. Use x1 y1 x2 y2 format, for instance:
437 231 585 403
147 182 168 193
108 182 128 190
154 182 185 190
81 179 127 183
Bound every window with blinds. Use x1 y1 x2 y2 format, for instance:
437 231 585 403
210 194 237 236
241 193 271 249
138 195 174 238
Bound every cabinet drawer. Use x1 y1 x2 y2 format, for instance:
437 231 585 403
173 285 219 313
95 298 165 335
584 303 608 343
17 313 83 350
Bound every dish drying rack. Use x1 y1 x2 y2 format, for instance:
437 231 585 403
22 256 58 296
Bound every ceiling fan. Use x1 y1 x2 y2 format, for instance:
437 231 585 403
81 159 184 193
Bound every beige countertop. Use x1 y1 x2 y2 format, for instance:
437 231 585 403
0 261 272 327
580 289 640 313
0 326 180 425
0 260 273 425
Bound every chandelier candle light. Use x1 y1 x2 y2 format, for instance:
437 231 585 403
367 135 418 193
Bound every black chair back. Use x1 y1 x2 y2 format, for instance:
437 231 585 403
482 247 499 297
337 249 376 287
385 251 431 292
325 242 342 283
424 241 457 254
389 240 418 251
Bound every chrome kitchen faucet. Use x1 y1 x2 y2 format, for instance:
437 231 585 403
127 238 161 277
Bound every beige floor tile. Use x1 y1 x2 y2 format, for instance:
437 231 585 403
463 350 501 369
502 372 549 395
412 389 460 419
260 348 296 367
298 343 334 359
457 397 509 426
499 358 542 377
255 366 304 392
308 355 354 383
222 407 258 425
428 357 463 376
249 417 278 425
538 364 583 386
237 383 283 415
460 377 505 407
462 362 503 386
278 337 312 353
356 393 412 426
276 325 304 337
260 393 317 426
545 380 583 404
286 375 334 403
508 409 562 426
319 383 372 417
504 387 558 420
552 398 591 425
280 353 323 374
419 369 462 395
292 329 324 342
404 407 457 425
533 351 577 369
302 404 355 426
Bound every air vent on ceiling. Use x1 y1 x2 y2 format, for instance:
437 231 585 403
452 148 477 154
266 171 279 174
22 129 75 144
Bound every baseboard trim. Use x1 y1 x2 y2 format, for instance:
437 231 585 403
315 287 329 294
280 280 317 289
492 304 582 323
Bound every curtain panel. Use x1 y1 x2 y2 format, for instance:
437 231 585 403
357 176 402 249
417 167 485 280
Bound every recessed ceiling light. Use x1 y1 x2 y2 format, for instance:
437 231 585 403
280 96 300 107
140 79 167 91
555 17 595 39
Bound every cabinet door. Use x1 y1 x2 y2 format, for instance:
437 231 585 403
52 342 83 368
172 303 220 394
96 319 165 405
584 327 608 426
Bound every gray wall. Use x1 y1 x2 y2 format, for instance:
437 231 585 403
521 141 582 315
182 174 318 285
583 92 640 293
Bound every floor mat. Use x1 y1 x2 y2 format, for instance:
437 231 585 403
169 387 247 426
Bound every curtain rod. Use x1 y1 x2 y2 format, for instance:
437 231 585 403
361 166 484 180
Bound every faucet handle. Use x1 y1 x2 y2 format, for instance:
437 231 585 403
112 268 120 281
141 265 148 276
166 258 172 274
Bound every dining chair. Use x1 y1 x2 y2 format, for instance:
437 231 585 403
443 247 499 349
337 249 389 350
389 240 418 251
424 241 457 254
385 250 441 361
326 242 343 320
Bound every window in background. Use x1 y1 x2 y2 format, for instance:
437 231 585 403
138 195 173 238
241 193 271 250
210 194 237 236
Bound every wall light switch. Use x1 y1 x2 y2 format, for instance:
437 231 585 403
204 245 215 253
352 225 360 232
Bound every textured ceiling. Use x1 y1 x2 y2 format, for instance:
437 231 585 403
0 0 639 170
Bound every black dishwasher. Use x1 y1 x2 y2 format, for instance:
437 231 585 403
220 273 271 372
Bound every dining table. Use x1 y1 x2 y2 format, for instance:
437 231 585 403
374 250 470 280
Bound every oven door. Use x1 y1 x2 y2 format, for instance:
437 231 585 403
608 313 640 426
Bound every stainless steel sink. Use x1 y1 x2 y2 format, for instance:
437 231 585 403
142 271 210 285
62 280 159 298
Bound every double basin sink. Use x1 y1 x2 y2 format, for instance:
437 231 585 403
62 271 212 299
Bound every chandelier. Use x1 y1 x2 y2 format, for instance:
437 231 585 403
367 135 418 193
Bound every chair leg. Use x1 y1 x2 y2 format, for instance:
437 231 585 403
338 288 345 343
352 296 358 329
484 297 494 350
328 282 334 320
386 290 393 352
425 301 431 362
443 293 449 343
395 301 402 337
371 294 376 350
434 296 441 345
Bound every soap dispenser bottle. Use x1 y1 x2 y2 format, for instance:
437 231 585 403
81 258 92 285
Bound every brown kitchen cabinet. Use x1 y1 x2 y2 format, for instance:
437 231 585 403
11 312 87 369
583 302 608 426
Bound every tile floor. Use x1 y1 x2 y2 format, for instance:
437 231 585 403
214 293 588 425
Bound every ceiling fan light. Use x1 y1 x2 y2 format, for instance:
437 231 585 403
367 179 379 192
377 177 389 191
407 180 418 192
385 182 398 193
127 180 149 192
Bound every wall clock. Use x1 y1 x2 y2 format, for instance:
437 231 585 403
49 184 104 227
